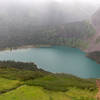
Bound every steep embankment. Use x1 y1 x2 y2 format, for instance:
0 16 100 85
87 51 100 63
0 61 97 100
86 8 100 52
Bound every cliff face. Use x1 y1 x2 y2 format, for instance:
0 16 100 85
86 8 100 52
87 51 100 63
92 8 100 32
87 9 100 61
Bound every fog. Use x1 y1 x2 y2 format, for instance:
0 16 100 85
0 0 100 35
0 0 99 48
0 0 100 25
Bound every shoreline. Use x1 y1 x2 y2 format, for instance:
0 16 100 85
0 44 52 52
0 44 90 54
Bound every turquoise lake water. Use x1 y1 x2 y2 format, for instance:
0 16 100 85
0 46 100 78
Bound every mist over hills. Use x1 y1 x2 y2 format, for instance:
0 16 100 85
0 0 99 29
86 8 100 52
92 8 100 32
0 0 99 50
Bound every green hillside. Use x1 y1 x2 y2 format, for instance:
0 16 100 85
0 61 97 100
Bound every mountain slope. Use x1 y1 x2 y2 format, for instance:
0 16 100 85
86 8 100 52
0 21 95 50
0 1 98 50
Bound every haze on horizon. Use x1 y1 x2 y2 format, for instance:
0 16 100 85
0 0 99 16
0 0 99 17
0 0 100 35
0 0 99 53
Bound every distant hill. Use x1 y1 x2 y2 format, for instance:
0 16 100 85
0 21 95 50
0 1 98 50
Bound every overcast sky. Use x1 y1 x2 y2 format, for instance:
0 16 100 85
0 0 99 8
0 0 100 4
0 0 99 15
0 0 99 25
17 0 100 4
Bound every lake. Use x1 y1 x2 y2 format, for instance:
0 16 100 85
0 46 100 78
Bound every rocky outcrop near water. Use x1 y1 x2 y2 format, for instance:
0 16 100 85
87 51 100 63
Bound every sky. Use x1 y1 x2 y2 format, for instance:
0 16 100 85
0 0 99 19
0 0 99 26
56 0 100 3
0 0 100 8
18 0 100 10
0 0 100 4
18 0 100 4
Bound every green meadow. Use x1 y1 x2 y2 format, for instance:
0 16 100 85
0 85 97 100
0 61 97 100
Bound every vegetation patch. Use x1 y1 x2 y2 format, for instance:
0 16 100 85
0 85 96 100
0 61 97 100
25 74 96 92
0 77 21 94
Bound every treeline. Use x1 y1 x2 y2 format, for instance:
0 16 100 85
0 61 38 71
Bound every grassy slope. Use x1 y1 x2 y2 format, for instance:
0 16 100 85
0 85 96 100
0 61 97 100
0 85 71 100
0 77 21 93
25 74 96 91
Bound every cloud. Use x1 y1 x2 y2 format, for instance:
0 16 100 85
0 0 100 7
